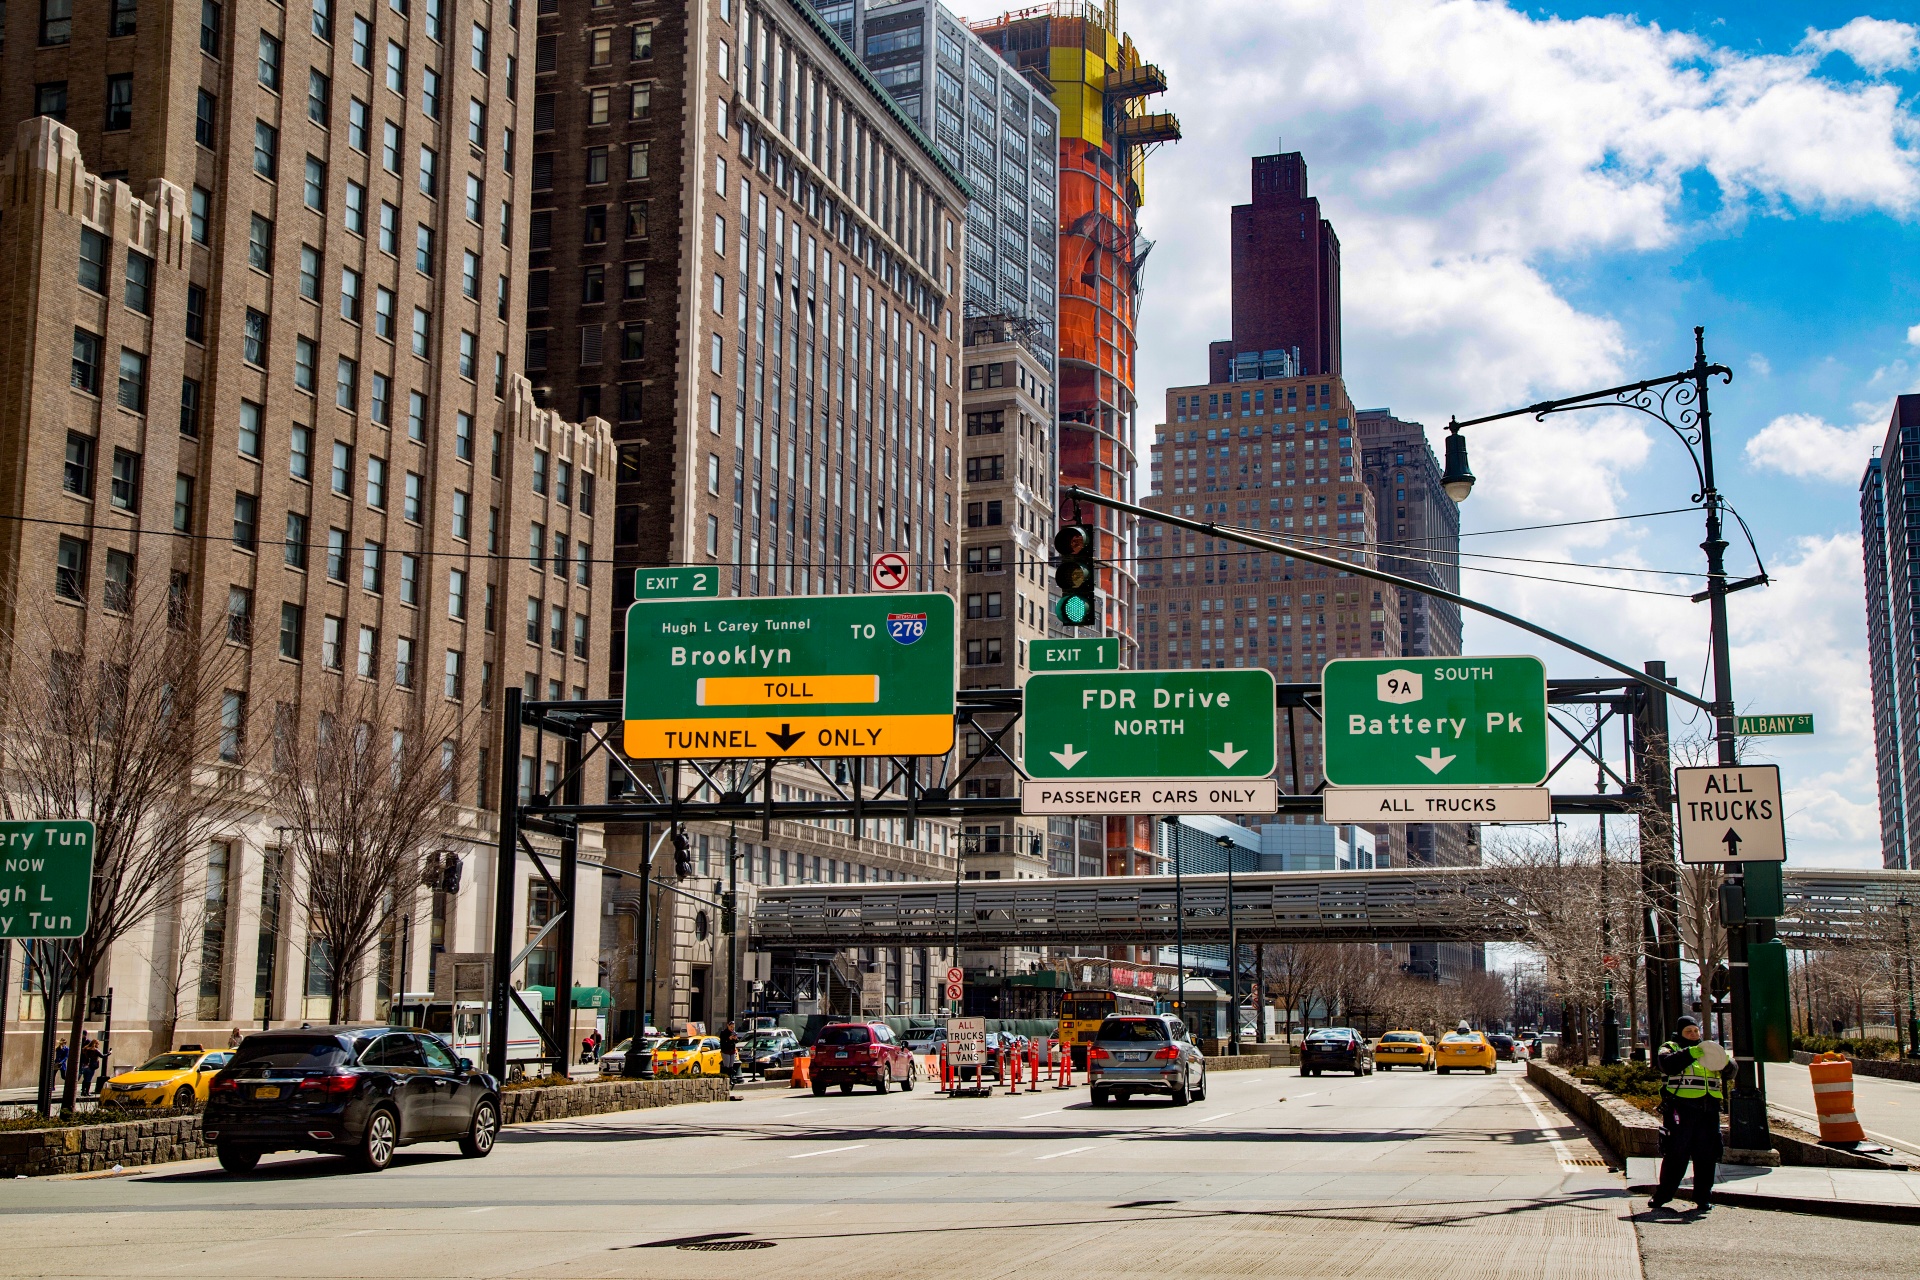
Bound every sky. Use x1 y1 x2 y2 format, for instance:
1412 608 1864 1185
938 0 1920 869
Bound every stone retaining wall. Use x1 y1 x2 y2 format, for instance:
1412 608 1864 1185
1791 1050 1920 1083
1526 1059 1662 1160
2 1077 729 1178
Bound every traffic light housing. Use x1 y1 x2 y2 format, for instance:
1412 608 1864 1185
672 829 693 878
1053 523 1098 627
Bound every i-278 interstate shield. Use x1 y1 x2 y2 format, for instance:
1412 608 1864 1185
623 593 955 758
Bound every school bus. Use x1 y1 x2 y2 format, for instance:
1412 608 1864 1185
1058 989 1157 1067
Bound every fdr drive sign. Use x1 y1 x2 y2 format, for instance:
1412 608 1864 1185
623 593 956 759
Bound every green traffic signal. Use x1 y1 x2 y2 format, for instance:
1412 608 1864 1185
1053 524 1098 628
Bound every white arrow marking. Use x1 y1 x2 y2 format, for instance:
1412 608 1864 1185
1051 745 1087 770
1209 743 1248 769
1417 748 1456 775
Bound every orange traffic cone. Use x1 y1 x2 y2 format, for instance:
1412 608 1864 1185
1809 1052 1865 1142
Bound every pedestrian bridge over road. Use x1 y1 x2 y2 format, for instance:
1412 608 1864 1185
747 866 1920 950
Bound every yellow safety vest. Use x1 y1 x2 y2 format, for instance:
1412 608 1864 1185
1662 1041 1724 1101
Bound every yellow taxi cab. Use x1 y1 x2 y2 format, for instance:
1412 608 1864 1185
1373 1030 1435 1071
1435 1031 1497 1074
102 1046 234 1109
652 1035 722 1076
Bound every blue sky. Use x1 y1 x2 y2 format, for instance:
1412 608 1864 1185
936 1 1920 866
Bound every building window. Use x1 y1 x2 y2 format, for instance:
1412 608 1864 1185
109 447 140 511
304 156 326 209
360 628 382 679
116 349 147 412
34 81 69 120
284 511 308 568
104 74 133 130
322 616 343 670
174 474 194 532
70 329 102 394
180 378 202 437
243 309 269 366
219 691 245 762
362 541 383 593
248 213 274 271
257 31 282 91
103 549 134 612
253 119 278 177
279 603 304 660
232 493 258 549
63 433 94 496
55 536 87 600
226 586 253 643
395 637 413 687
124 251 154 314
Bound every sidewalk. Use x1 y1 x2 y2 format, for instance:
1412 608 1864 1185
1624 1156 1920 1222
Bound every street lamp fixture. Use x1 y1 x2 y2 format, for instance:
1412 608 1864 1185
1440 419 1475 503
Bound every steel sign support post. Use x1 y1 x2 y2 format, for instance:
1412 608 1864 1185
1219 835 1239 1055
487 687 523 1083
553 732 582 1076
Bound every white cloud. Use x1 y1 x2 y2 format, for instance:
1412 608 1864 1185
1801 17 1920 74
1744 412 1884 482
1749 353 1772 376
1908 323 1920 346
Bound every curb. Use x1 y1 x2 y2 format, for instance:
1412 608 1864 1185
1626 1180 1920 1225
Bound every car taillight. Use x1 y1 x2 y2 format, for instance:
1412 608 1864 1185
1153 1046 1181 1060
297 1072 358 1094
1087 1046 1110 1062
210 1077 239 1095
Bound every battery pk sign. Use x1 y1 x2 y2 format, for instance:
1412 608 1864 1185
1322 657 1548 787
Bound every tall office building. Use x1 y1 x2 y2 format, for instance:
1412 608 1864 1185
0 0 612 1082
1862 395 1920 869
529 0 974 1024
1208 148 1339 382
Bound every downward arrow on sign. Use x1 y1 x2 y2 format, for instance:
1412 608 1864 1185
1051 745 1087 769
1417 748 1456 774
1210 743 1248 769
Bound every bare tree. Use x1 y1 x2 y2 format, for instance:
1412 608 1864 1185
269 679 465 1024
0 590 254 1113
1259 943 1323 1040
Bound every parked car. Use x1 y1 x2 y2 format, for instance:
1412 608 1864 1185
102 1047 234 1110
1436 1031 1498 1074
1086 1014 1206 1107
1487 1033 1518 1062
809 1021 916 1095
1372 1031 1434 1072
597 1034 666 1077
741 1029 800 1076
1300 1028 1373 1077
202 1027 500 1174
903 1025 947 1054
653 1036 722 1077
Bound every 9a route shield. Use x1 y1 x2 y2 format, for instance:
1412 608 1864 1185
623 593 956 759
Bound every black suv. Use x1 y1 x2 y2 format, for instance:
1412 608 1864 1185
203 1027 501 1173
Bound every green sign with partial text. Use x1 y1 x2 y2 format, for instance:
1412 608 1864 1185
633 567 722 599
1736 714 1813 737
1029 638 1119 671
0 820 95 939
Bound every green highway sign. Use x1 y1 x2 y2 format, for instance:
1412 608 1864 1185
1322 656 1547 787
0 820 95 939
633 566 722 599
1029 637 1119 671
1736 714 1814 737
1022 669 1276 779
623 592 955 759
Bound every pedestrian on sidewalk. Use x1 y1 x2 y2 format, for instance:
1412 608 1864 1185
78 1037 101 1096
1650 1015 1725 1214
54 1039 69 1083
228 1027 244 1049
720 1021 738 1082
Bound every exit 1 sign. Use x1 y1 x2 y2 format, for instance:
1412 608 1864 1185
1029 638 1118 671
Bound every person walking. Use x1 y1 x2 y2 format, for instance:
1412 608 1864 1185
1650 1015 1726 1213
228 1027 244 1049
54 1039 69 1084
78 1037 102 1096
720 1021 739 1082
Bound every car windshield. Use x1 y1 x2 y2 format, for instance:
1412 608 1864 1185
664 1037 705 1051
1098 1018 1170 1042
1442 1033 1480 1044
229 1036 352 1070
1380 1034 1423 1044
817 1026 871 1047
135 1053 202 1072
606 1039 632 1056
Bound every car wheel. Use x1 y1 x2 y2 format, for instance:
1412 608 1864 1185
901 1062 916 1092
351 1107 398 1172
811 1079 827 1097
1171 1074 1191 1107
1380 1064 1391 1072
1438 1067 1449 1075
216 1143 259 1174
1192 1070 1207 1102
172 1085 196 1110
1091 1088 1110 1108
875 1072 889 1095
1485 1066 1497 1075
459 1098 499 1158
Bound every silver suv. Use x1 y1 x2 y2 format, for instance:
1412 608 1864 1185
1087 1014 1206 1107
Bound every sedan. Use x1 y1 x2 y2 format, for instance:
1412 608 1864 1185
741 1030 799 1077
597 1035 667 1077
102 1048 234 1109
1087 1014 1206 1107
652 1036 722 1077
1373 1031 1434 1072
1300 1029 1373 1077
202 1027 499 1174
1487 1033 1518 1062
1436 1031 1498 1074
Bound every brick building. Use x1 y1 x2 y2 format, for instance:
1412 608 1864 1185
1207 148 1339 383
0 0 612 1082
528 0 974 1026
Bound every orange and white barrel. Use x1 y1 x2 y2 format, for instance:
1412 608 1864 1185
1809 1051 1864 1142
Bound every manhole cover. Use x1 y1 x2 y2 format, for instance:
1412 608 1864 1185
679 1240 776 1252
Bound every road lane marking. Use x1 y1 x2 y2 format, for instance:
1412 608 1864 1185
1509 1080 1581 1171
1034 1145 1100 1161
1021 1108 1065 1118
775 1110 812 1117
788 1144 868 1159
1772 1101 1920 1156
1193 1112 1234 1123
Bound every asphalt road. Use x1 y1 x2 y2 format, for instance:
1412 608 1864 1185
3 1063 1643 1279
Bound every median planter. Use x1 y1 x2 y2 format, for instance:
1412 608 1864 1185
1527 1059 1662 1160
1 1076 730 1178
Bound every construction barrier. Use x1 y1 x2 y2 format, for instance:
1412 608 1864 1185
791 1053 811 1090
1809 1051 1865 1142
1054 1039 1075 1089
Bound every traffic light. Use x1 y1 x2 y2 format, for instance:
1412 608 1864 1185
441 854 463 896
672 828 693 878
720 891 737 934
1053 523 1098 627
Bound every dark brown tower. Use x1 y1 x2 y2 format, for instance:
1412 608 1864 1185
1208 150 1340 383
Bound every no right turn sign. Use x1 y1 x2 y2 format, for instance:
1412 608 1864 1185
1674 764 1786 864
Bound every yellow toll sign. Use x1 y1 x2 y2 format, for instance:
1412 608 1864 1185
695 674 880 706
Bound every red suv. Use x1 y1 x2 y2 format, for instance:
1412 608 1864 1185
809 1022 916 1095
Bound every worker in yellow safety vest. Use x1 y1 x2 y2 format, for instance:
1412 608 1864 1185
1649 1015 1726 1214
